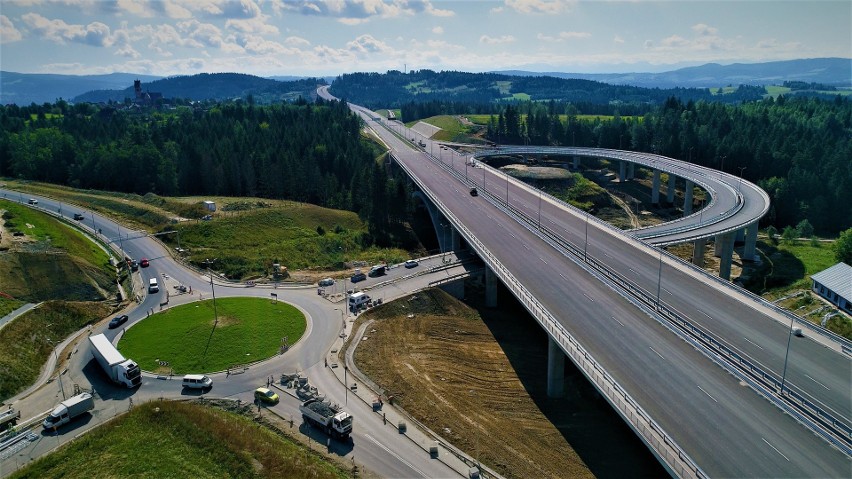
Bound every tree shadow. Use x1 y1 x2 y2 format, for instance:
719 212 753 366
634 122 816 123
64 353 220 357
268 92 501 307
747 241 807 292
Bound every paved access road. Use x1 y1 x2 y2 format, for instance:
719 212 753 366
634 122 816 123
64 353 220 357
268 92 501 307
318 88 851 477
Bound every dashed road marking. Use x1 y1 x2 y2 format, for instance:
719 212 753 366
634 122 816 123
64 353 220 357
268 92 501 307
697 385 718 403
649 347 665 360
761 438 789 462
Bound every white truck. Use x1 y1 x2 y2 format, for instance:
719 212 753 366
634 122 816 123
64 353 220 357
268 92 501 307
299 398 353 440
89 333 141 388
42 393 95 430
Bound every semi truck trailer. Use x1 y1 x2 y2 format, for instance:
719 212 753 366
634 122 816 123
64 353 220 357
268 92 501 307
299 398 353 439
89 333 141 388
42 393 95 430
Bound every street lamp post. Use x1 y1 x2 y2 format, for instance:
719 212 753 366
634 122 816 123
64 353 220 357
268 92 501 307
46 338 66 400
505 171 509 206
538 188 542 230
584 213 589 261
656 249 664 310
780 316 795 395
738 166 747 192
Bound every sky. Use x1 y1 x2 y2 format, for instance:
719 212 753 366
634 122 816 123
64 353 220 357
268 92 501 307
1 0 850 77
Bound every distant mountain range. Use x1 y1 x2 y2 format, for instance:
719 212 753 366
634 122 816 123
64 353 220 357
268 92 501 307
1 58 848 105
495 58 851 88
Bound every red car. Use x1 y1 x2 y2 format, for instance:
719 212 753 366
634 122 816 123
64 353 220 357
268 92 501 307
140 258 150 268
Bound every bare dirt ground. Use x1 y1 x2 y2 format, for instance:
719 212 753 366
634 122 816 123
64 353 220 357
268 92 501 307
350 288 593 479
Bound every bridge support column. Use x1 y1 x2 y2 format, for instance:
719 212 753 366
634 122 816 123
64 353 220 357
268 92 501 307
451 228 462 251
743 221 759 262
666 174 676 203
651 169 661 205
618 161 627 182
716 233 735 280
547 337 565 398
485 267 497 308
627 163 635 180
735 229 745 244
573 156 580 169
683 180 694 215
692 238 706 267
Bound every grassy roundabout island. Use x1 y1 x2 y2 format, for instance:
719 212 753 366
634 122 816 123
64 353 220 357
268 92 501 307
118 297 306 374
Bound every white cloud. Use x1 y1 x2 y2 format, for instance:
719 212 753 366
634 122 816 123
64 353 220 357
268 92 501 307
505 0 575 15
279 0 453 22
346 34 391 55
480 34 515 45
225 15 279 35
22 13 114 46
284 35 310 47
0 15 23 44
237 34 292 55
613 35 624 44
692 23 718 36
537 31 590 42
490 6 504 13
432 26 443 34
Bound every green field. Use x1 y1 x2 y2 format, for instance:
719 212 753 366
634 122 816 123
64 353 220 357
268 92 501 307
118 297 307 373
0 297 25 318
759 239 837 293
763 85 852 99
466 113 632 125
0 301 111 402
10 400 348 479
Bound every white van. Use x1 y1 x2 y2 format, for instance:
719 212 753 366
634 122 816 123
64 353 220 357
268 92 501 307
348 291 370 311
182 374 212 389
148 278 159 293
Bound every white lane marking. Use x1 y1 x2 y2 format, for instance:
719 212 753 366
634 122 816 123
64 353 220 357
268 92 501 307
611 316 625 327
628 267 637 275
697 385 718 403
583 292 595 302
698 309 712 319
743 337 764 350
603 252 611 258
559 273 567 280
804 374 831 390
649 347 665 360
365 434 427 477
761 438 790 462
510 233 516 239
522 243 530 250
540 257 548 265
663 288 672 296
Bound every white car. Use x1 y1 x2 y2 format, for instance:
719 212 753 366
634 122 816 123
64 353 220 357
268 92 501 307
318 278 335 286
28 198 38 205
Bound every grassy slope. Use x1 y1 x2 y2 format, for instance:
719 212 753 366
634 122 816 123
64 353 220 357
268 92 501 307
10 400 348 479
118 297 306 373
0 297 25 318
173 204 409 278
0 301 111 402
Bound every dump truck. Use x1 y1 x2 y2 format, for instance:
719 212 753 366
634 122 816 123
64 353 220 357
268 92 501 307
299 398 353 439
0 406 20 431
89 333 141 388
42 393 94 430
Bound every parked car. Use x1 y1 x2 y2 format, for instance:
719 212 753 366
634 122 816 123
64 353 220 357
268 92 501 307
469 187 478 197
108 315 129 329
254 387 279 404
404 259 419 269
139 258 149 268
27 198 38 205
201 214 212 221
129 260 138 271
73 213 85 220
318 278 335 287
350 271 366 283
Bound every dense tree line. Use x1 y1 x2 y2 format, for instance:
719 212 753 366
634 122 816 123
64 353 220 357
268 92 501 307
0 99 412 245
483 95 851 234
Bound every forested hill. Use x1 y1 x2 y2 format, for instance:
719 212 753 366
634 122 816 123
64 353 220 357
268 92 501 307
328 70 764 110
73 73 326 103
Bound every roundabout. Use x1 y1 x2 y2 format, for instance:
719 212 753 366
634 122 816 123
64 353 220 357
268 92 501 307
118 297 307 374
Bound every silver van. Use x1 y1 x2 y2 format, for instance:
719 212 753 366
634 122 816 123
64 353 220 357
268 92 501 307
148 278 159 293
182 374 212 389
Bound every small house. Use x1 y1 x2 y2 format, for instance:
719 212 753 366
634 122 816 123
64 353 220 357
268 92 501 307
203 201 216 212
811 262 851 314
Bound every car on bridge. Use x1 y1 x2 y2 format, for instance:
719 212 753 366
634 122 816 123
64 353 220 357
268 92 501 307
73 213 85 220
469 187 478 197
27 198 38 205
140 258 149 268
404 259 419 269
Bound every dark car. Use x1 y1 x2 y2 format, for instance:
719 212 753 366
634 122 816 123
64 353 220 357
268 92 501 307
73 213 85 220
351 272 366 283
108 314 129 329
140 258 150 268
129 260 138 271
404 259 419 269
469 187 478 197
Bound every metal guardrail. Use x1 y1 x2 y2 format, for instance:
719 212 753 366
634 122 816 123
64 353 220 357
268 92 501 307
386 147 708 479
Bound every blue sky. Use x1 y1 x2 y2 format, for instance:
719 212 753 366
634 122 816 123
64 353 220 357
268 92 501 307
1 0 850 76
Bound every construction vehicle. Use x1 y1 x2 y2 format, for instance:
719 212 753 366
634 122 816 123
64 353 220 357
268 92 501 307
299 398 353 439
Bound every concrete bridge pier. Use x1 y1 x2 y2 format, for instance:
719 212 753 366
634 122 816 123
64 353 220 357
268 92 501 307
485 267 498 308
692 238 706 267
714 232 735 280
618 161 627 182
742 221 759 262
413 190 452 253
627 163 635 180
666 174 676 203
651 169 661 205
572 156 580 169
452 228 462 251
683 180 694 215
547 337 565 398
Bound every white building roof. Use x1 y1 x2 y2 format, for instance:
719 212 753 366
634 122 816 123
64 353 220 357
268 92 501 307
811 262 852 301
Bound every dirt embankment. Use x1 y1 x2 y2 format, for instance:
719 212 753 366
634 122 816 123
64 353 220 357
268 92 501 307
351 289 593 479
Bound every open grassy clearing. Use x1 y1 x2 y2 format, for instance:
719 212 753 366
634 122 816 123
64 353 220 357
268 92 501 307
0 301 112 402
0 199 116 302
410 114 485 143
0 297 25 318
350 289 595 479
170 203 410 279
756 239 837 294
10 400 349 479
466 113 634 125
118 297 306 373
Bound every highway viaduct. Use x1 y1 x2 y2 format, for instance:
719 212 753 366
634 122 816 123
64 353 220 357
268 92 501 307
321 87 852 478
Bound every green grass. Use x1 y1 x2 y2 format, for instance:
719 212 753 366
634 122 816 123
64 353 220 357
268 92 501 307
118 298 306 373
772 240 837 289
764 85 791 98
0 297 25 318
466 114 635 126
10 400 348 479
0 301 111 402
172 203 409 278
